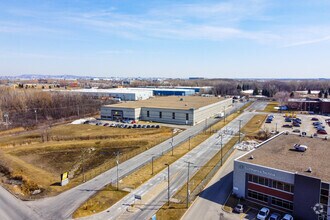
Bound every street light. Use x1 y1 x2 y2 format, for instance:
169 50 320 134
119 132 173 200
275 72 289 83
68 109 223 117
151 156 155 175
238 119 242 143
223 106 226 124
185 161 193 208
170 141 174 156
165 163 170 206
114 151 120 190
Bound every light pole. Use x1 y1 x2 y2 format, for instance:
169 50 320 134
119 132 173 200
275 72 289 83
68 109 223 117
165 163 170 206
188 136 191 151
81 148 86 183
151 156 155 175
114 151 120 190
171 129 174 143
170 141 174 156
238 119 242 143
34 109 38 124
186 161 193 208
220 133 223 166
223 106 226 124
275 123 278 133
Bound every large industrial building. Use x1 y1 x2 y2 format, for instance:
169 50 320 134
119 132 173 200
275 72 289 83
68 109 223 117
101 96 232 125
233 133 330 219
58 88 154 101
152 88 195 96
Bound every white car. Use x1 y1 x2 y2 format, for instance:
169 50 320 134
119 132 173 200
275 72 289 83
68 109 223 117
257 207 270 220
269 213 281 220
281 214 293 220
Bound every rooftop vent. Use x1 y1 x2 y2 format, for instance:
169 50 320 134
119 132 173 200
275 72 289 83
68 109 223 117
294 144 308 152
307 167 312 173
249 155 254 160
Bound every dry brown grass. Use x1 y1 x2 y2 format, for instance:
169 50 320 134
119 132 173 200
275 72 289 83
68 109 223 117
73 185 128 219
262 101 279 113
73 102 253 218
241 114 267 137
0 124 173 198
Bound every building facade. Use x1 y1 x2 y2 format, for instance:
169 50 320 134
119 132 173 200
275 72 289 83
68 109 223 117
233 133 330 219
100 96 232 125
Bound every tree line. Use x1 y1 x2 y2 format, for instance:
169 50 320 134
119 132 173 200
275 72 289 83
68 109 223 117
0 87 112 129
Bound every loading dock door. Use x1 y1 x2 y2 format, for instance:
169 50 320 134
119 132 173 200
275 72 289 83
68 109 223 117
111 110 123 120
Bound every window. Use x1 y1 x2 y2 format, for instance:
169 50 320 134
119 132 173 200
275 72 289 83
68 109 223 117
271 197 293 211
186 113 189 121
159 112 162 118
248 174 293 193
147 111 150 117
172 112 175 119
247 190 268 203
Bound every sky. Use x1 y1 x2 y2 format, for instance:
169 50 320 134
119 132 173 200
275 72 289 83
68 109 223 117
1 0 330 78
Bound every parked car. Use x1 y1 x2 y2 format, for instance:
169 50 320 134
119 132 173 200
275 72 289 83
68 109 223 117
311 117 319 121
257 207 270 220
294 144 308 152
292 123 300 127
151 125 156 128
313 122 322 126
137 124 142 128
281 214 293 220
265 120 272 123
317 130 328 135
269 213 281 220
155 125 160 128
282 124 293 128
285 118 292 122
103 123 109 126
83 120 90 124
132 124 137 128
142 125 147 128
146 125 151 128
292 129 300 133
234 204 244 213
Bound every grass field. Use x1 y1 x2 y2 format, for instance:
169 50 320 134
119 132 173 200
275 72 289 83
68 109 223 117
73 102 254 218
262 101 279 113
0 124 173 198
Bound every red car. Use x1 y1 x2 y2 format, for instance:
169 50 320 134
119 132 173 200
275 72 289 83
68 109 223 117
317 130 328 135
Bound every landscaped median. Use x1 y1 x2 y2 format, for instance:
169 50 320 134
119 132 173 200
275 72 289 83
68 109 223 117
72 102 253 218
155 113 267 220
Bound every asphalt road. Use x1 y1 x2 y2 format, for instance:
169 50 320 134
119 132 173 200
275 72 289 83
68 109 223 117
181 150 247 220
0 186 40 220
0 102 247 220
21 102 246 220
83 111 256 220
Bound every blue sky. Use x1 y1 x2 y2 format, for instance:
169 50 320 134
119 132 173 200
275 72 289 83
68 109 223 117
1 0 330 78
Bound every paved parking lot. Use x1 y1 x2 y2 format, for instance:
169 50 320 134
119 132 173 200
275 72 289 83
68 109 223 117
263 113 330 137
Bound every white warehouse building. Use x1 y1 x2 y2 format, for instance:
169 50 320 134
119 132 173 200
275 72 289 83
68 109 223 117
62 88 153 101
100 96 233 125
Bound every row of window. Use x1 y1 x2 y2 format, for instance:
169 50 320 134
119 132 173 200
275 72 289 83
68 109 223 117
320 185 329 215
247 174 294 193
271 197 293 211
247 190 268 203
146 111 189 120
247 190 293 211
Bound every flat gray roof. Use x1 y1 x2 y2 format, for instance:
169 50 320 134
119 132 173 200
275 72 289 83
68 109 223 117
238 133 330 182
104 96 227 110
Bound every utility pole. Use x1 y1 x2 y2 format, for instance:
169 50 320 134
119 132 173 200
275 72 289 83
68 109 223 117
34 109 38 124
275 123 278 133
82 148 86 183
220 133 223 166
114 151 120 190
151 156 155 175
171 129 174 143
170 142 174 156
238 119 242 143
188 136 191 150
186 161 193 208
165 163 170 206
223 106 226 124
